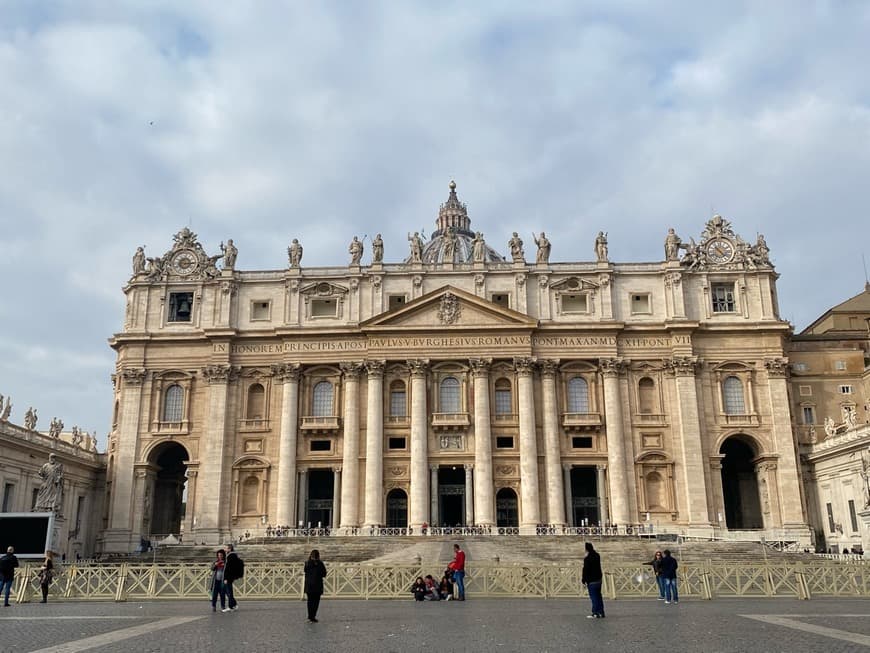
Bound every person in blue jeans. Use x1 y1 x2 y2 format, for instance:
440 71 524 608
0 546 20 607
450 544 466 601
581 542 605 618
644 550 666 600
660 549 679 603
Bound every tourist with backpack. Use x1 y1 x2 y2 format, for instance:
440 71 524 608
222 543 244 612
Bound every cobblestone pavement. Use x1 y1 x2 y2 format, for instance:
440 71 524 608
3 597 870 653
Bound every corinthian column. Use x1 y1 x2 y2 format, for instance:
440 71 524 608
408 360 430 529
364 360 386 527
601 358 630 525
540 359 565 526
470 358 494 526
339 362 363 530
515 357 541 531
665 356 710 527
273 363 301 526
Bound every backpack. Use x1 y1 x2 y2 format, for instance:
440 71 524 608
236 557 245 578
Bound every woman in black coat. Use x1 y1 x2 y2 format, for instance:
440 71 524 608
304 549 327 623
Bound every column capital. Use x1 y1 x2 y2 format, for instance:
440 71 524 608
332 465 343 473
464 463 474 471
121 367 147 386
272 363 301 383
430 464 439 472
562 463 574 472
365 360 386 377
407 359 430 378
598 358 628 378
469 358 492 377
202 364 240 384
663 356 698 377
764 357 789 378
539 359 560 378
596 464 607 472
513 356 537 377
340 362 364 379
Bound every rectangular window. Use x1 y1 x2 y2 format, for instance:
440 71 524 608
496 436 514 449
835 360 847 371
2 483 14 512
388 437 406 450
390 390 407 417
572 436 593 449
494 389 512 414
799 385 812 396
849 499 859 532
802 406 815 425
310 440 331 452
630 293 651 314
168 292 194 322
490 293 510 308
826 502 835 532
792 362 809 372
561 294 588 314
251 300 271 321
388 295 407 310
711 283 736 313
311 299 337 317
839 385 853 395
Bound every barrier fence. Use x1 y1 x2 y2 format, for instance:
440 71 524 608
14 560 870 603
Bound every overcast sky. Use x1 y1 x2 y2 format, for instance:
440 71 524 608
1 1 869 448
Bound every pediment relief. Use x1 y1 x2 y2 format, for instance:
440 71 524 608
299 281 349 298
232 455 271 469
362 285 537 330
636 451 672 464
151 369 196 381
550 276 600 292
710 360 756 372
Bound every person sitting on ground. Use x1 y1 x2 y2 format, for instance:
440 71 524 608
439 572 454 600
411 576 426 601
423 575 440 601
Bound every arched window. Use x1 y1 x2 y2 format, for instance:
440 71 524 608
722 376 745 414
312 381 334 417
390 380 406 417
638 377 656 414
241 476 259 513
439 377 461 413
494 378 512 415
163 385 183 422
566 377 589 413
246 383 265 419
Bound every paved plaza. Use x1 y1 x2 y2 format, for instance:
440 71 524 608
2 597 870 653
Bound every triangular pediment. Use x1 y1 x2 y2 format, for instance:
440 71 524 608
361 285 538 331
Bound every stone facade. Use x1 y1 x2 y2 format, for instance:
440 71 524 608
101 183 811 552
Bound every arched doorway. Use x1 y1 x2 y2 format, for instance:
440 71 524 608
386 488 408 528
148 442 189 536
720 437 763 529
496 487 519 527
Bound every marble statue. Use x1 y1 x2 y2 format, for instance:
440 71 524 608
594 231 608 263
372 234 384 264
24 407 37 430
48 417 63 439
408 232 424 263
443 227 458 262
221 239 238 269
843 406 858 429
288 239 303 268
533 232 551 264
749 233 770 266
824 416 836 437
35 453 64 514
664 228 682 261
862 449 870 508
509 232 524 263
471 232 486 263
71 426 83 447
348 236 364 265
0 396 10 422
132 247 146 275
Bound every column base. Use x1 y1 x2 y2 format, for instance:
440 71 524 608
519 524 539 536
99 528 136 555
192 529 231 547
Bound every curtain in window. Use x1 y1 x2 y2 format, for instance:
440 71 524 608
312 381 334 416
163 385 183 421
722 376 745 414
567 377 589 413
439 377 461 413
494 378 512 414
389 380 406 417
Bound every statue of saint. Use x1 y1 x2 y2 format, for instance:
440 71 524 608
408 232 424 263
509 232 524 263
287 239 303 268
824 416 836 437
372 234 384 263
442 227 458 262
221 239 238 269
471 232 486 263
35 453 64 514
862 450 870 508
132 247 146 276
533 232 551 264
0 396 10 422
71 426 83 447
348 236 364 265
664 228 682 261
594 231 608 262
24 407 37 430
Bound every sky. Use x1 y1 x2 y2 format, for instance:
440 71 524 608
1 1 869 448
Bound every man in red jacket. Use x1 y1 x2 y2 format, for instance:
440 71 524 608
451 544 466 601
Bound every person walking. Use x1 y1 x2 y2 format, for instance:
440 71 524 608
304 549 327 623
581 542 605 618
660 549 679 604
0 546 19 607
222 543 244 612
38 552 54 603
645 550 666 600
210 549 227 612
450 543 466 601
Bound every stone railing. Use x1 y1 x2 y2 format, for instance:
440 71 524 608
14 560 870 603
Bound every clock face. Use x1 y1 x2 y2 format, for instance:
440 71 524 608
706 237 735 264
170 250 198 275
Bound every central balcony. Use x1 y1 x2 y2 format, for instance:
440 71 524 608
431 412 471 431
561 412 602 432
300 415 342 434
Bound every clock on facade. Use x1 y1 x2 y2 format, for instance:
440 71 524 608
706 237 735 264
170 250 198 276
